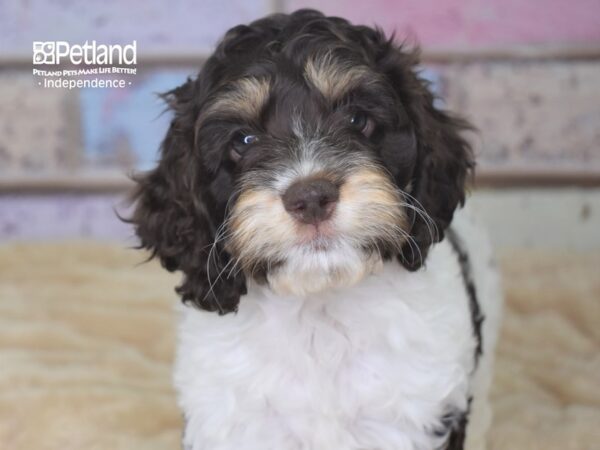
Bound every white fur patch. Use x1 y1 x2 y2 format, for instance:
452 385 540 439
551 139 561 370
175 209 501 450
267 241 383 296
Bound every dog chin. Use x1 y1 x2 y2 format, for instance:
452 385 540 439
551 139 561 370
266 240 384 297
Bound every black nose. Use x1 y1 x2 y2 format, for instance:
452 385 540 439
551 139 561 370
282 178 339 224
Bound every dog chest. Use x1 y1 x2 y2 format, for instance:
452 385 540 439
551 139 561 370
176 244 476 449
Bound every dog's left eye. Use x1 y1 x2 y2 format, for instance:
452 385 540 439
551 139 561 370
230 132 259 162
350 112 375 138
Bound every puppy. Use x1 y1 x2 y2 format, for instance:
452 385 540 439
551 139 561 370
130 9 502 450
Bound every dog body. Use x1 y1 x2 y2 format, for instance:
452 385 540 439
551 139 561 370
175 210 501 450
129 9 502 450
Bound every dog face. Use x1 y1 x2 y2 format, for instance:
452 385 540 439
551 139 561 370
130 9 473 313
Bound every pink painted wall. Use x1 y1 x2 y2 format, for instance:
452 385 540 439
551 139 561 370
2 0 599 55
287 0 600 48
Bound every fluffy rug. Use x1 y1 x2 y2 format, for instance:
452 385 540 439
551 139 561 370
0 242 598 449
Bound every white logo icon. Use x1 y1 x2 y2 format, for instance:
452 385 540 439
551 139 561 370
33 42 56 64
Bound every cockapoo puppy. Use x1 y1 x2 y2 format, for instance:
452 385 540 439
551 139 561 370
130 9 502 450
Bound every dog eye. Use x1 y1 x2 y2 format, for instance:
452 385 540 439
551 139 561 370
240 134 258 145
230 132 259 162
350 112 375 138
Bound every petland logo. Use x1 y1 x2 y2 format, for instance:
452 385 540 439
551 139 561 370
33 40 137 65
32 40 137 89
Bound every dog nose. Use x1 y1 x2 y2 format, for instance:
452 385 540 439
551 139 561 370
282 178 339 224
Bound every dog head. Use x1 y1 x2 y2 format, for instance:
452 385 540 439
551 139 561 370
130 9 474 313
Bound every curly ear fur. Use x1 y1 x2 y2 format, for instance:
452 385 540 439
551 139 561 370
377 43 474 270
129 78 247 314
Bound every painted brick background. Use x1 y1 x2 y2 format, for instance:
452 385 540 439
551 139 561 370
286 0 600 48
3 61 599 177
0 194 132 241
0 69 192 174
2 1 600 178
0 0 273 56
79 69 191 170
2 0 599 56
442 61 600 169
1 0 600 243
0 71 81 173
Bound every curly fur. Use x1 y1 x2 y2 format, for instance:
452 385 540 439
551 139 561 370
129 9 473 314
126 9 498 450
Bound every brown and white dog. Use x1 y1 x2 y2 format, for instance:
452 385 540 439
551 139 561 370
129 9 502 450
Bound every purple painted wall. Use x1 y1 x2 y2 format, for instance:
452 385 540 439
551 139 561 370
0 195 132 242
0 0 272 55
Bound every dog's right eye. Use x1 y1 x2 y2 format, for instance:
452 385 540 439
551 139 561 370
230 132 259 162
349 111 375 138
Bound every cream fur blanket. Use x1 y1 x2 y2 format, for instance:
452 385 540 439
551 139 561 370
0 243 598 449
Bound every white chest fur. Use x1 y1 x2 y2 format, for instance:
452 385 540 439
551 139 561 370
175 238 482 450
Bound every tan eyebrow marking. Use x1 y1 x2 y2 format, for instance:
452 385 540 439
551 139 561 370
204 77 271 119
304 53 371 101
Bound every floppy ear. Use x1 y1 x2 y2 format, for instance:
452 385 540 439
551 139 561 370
129 78 246 314
377 43 474 270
